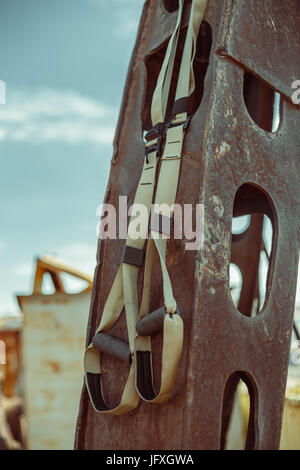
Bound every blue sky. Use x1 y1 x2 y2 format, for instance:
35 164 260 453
0 0 144 314
0 0 299 316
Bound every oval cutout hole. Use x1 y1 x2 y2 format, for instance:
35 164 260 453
230 183 276 316
243 71 282 132
222 371 258 450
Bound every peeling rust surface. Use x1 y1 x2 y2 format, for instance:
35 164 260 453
75 0 300 450
217 0 300 102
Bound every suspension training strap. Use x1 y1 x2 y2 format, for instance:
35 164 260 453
135 0 208 404
84 1 184 414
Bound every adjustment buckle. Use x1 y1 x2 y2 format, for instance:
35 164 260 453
144 135 163 160
166 114 192 133
144 123 165 163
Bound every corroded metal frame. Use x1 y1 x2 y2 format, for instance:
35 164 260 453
75 0 300 450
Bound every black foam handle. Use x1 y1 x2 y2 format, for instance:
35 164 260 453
136 306 167 336
92 333 131 362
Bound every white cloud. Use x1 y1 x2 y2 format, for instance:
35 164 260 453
88 0 143 38
56 242 97 276
0 87 118 144
48 242 97 293
13 262 33 278
114 1 142 38
114 17 139 37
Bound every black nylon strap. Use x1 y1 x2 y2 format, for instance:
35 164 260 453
172 96 189 116
136 351 156 401
86 373 109 412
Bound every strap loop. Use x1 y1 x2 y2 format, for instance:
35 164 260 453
135 312 184 403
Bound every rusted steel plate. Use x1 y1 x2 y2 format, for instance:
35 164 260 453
216 0 300 102
75 0 300 450
18 292 90 450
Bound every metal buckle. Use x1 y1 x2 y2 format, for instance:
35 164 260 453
144 123 165 163
145 135 163 158
144 122 165 142
166 114 192 132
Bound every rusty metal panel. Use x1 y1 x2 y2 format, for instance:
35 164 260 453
0 317 22 398
18 292 90 450
216 0 300 101
75 0 300 450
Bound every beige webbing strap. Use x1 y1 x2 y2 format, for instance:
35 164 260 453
151 0 184 125
84 1 185 414
135 0 208 404
84 151 158 414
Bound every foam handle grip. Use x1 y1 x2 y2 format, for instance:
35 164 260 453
135 306 167 336
92 333 131 362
